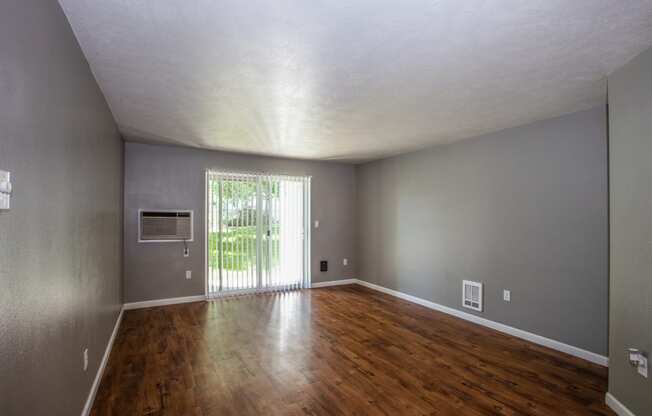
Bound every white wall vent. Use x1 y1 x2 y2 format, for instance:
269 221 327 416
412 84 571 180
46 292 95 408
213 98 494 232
139 210 193 242
462 280 483 311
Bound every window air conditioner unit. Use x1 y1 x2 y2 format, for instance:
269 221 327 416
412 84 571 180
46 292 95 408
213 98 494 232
138 210 193 242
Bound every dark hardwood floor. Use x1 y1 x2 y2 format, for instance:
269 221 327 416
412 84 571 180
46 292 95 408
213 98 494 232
92 285 612 415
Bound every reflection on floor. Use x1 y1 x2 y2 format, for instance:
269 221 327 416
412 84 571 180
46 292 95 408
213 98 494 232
91 285 613 415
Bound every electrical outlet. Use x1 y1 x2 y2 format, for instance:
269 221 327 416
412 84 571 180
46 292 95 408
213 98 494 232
628 349 648 378
183 247 189 257
503 290 511 302
83 348 89 372
314 220 320 229
185 270 192 279
343 258 348 266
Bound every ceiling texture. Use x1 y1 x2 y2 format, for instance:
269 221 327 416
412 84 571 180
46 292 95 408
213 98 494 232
59 0 652 162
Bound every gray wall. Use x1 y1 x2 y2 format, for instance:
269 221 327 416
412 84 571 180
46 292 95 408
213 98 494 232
356 106 609 355
124 142 356 303
608 46 652 415
0 1 123 415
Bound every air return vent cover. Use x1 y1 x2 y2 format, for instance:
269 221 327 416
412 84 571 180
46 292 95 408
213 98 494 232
139 210 193 242
462 280 483 312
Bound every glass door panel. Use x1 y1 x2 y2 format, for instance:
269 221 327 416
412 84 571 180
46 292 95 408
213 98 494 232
207 172 310 297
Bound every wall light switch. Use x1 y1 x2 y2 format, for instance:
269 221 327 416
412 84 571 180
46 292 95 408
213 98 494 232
638 355 648 378
185 270 192 279
83 348 89 372
0 170 11 210
314 220 320 229
343 258 348 266
503 290 511 302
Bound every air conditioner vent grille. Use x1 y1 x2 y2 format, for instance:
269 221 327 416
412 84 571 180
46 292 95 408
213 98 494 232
139 210 193 242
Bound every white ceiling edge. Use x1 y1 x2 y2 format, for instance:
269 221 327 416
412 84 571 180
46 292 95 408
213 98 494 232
58 0 652 162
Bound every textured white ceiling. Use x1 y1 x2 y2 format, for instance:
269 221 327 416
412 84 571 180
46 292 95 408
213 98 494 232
59 0 652 162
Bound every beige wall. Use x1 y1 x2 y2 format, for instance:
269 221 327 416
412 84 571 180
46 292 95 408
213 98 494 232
123 142 356 302
0 1 123 414
608 46 652 415
356 107 609 355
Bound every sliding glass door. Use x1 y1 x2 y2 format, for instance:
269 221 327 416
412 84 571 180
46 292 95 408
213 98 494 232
206 171 310 296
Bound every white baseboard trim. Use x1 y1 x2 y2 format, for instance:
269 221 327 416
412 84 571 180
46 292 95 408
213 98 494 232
81 307 124 416
120 283 607 367
311 278 358 288
355 279 609 367
606 393 637 416
124 295 206 310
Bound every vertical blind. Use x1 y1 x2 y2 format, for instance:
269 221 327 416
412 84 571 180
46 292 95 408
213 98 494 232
206 171 311 297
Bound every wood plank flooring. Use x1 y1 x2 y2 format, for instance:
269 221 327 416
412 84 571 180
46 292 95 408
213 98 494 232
91 285 613 415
